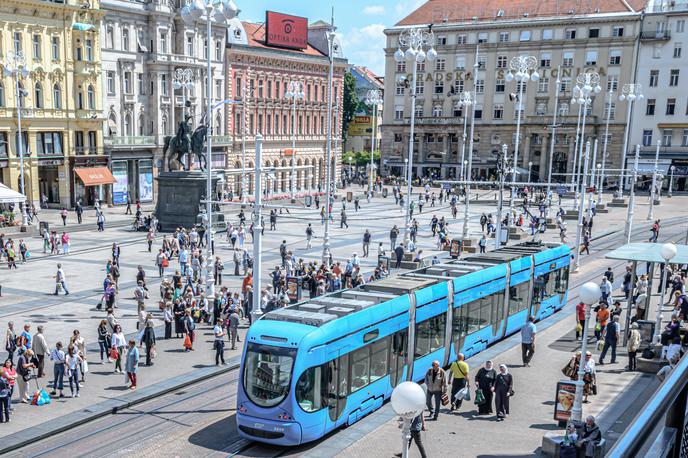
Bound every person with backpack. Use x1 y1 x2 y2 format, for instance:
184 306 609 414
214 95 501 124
5 322 16 363
0 375 11 423
305 224 314 249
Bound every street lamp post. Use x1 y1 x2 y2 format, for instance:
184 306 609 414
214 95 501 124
648 139 661 221
251 134 264 323
4 51 30 226
527 161 533 182
461 49 479 240
669 166 675 198
322 20 337 266
654 243 678 344
239 67 253 203
505 55 539 226
391 381 426 458
573 141 591 273
365 89 382 193
546 66 561 210
571 71 602 210
624 145 640 243
183 0 239 298
598 89 614 204
494 144 509 250
618 84 644 196
456 91 473 182
590 140 599 203
286 80 305 199
570 282 602 423
394 27 436 245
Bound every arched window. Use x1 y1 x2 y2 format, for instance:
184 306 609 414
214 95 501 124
34 82 43 109
87 85 95 109
53 84 61 109
124 113 132 136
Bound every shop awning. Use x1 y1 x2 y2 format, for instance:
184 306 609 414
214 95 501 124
74 167 117 186
0 183 26 204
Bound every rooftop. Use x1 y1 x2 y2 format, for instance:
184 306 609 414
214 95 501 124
237 21 326 57
395 0 649 26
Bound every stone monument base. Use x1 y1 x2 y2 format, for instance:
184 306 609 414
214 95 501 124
155 171 223 232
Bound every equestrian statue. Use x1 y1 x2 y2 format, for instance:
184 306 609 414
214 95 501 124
163 115 208 171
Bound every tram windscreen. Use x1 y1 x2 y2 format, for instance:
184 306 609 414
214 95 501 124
244 343 296 408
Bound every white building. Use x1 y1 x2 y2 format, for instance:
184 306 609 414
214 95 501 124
345 66 384 155
100 0 228 205
628 0 688 191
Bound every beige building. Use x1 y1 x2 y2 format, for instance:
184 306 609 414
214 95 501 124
381 0 646 184
0 0 105 207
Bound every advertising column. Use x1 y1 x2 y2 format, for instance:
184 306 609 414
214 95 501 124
138 159 154 202
112 161 129 205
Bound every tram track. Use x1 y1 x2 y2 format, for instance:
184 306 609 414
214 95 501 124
8 218 687 457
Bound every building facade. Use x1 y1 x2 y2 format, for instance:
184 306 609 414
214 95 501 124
629 0 688 191
0 0 104 208
100 0 228 205
381 0 647 185
346 65 384 154
223 19 347 197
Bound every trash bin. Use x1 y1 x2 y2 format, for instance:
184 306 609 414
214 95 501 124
450 239 462 259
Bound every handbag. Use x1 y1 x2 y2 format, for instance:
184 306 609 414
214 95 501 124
82 360 89 373
597 340 605 351
455 387 468 401
183 334 192 349
161 258 169 268
592 384 598 395
109 347 119 360
576 322 583 333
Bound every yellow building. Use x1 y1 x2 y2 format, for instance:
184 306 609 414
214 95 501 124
0 0 107 208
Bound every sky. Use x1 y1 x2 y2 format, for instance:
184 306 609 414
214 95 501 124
237 0 426 76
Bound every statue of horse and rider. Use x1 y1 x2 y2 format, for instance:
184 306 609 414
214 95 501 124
163 115 208 172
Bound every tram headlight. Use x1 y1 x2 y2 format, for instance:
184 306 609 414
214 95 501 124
239 404 247 414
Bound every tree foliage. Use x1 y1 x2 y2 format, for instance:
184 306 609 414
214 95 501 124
341 71 358 139
341 150 381 167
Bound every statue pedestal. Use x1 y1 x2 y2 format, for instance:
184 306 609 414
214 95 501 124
155 171 223 232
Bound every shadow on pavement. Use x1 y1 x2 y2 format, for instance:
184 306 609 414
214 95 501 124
187 414 238 452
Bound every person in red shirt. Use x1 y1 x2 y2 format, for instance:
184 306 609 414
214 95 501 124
576 302 586 340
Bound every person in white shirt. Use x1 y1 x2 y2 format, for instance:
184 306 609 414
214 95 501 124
213 323 225 365
65 345 82 398
110 325 127 373
53 264 69 295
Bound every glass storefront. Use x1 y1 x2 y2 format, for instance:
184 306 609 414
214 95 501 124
112 161 129 205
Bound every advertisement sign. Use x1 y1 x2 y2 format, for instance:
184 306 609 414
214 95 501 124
347 115 373 137
138 160 153 202
112 161 129 205
554 381 577 422
450 239 461 259
377 255 390 271
286 276 301 303
265 12 308 50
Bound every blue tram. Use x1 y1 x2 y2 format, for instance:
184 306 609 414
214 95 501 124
236 242 570 445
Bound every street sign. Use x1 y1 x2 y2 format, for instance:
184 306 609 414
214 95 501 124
556 186 567 195
442 183 452 190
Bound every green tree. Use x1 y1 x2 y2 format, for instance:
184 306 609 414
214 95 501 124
341 71 358 139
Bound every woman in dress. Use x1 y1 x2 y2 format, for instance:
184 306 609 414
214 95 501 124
493 364 513 421
475 360 497 415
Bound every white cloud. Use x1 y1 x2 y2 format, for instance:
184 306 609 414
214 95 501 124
363 5 385 15
339 23 387 75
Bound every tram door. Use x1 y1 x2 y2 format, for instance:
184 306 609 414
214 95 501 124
389 329 408 388
326 352 349 427
451 305 467 358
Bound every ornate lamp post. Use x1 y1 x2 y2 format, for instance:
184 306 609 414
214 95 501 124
505 55 539 226
456 91 473 182
365 89 382 193
321 20 337 266
4 51 31 226
570 71 602 210
598 89 614 204
391 381 426 458
570 282 602 423
394 26 436 245
624 145 640 243
669 165 675 198
286 80 304 199
545 65 562 209
182 0 239 297
648 139 661 221
573 141 591 273
618 84 644 196
654 243 678 344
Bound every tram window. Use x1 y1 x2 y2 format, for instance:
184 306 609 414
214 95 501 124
509 282 530 315
389 329 407 387
491 293 505 326
338 353 349 398
555 267 569 294
415 314 446 358
533 272 551 304
370 337 389 382
350 347 370 392
452 306 467 337
244 343 296 408
465 299 482 333
479 296 492 327
295 366 323 412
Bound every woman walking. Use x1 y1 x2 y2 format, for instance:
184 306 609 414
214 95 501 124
111 324 126 373
582 351 596 403
125 340 139 390
627 322 641 372
97 320 110 362
163 303 173 339
475 360 497 415
493 364 513 421
65 344 82 397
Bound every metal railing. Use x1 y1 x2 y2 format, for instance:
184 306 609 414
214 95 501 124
103 136 157 146
607 353 688 457
640 30 672 40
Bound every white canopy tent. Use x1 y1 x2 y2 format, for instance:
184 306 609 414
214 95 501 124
0 183 27 204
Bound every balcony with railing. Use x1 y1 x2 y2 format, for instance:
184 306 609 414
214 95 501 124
104 136 157 147
640 30 671 40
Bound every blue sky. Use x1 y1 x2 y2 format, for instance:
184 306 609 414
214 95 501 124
237 0 426 75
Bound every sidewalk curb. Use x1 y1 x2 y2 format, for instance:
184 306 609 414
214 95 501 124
0 359 239 455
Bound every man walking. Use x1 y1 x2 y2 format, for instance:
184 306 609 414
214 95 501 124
424 360 446 420
340 209 348 229
394 243 404 269
390 225 399 251
213 320 225 365
521 316 536 367
394 413 427 458
53 263 69 295
305 224 314 249
362 229 371 257
448 353 469 410
599 315 620 365
228 307 240 350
